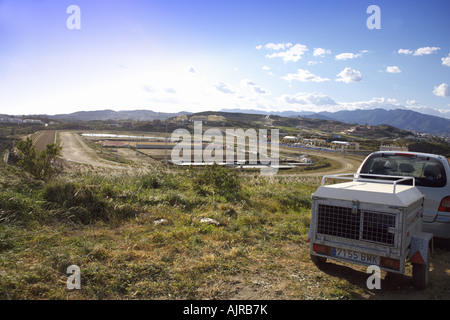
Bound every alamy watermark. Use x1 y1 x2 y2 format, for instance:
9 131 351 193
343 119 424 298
366 265 381 289
67 265 81 290
367 5 381 30
66 5 81 30
171 121 279 175
65 4 380 31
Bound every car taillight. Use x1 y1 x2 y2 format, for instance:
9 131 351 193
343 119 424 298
313 244 331 255
438 196 450 212
380 257 400 270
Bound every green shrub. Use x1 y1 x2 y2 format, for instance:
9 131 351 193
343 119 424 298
41 181 136 224
16 137 61 181
140 173 162 189
193 164 241 201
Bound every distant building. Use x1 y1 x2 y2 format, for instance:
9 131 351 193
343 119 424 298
0 117 44 125
303 138 326 145
331 141 360 150
190 116 208 122
176 115 188 122
23 119 44 125
207 115 226 122
0 116 22 124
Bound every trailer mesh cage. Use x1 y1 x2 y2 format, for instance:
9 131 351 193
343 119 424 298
317 204 396 246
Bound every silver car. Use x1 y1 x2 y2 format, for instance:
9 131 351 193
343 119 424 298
357 151 450 242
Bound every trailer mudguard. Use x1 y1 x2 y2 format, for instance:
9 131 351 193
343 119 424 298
409 232 433 265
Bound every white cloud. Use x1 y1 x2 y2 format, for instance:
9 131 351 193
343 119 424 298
240 78 269 95
273 95 416 114
386 66 401 73
433 83 450 97
214 82 235 94
255 45 263 50
307 60 322 66
266 43 308 62
186 66 197 74
282 68 330 82
341 97 403 111
438 108 450 116
281 93 337 106
442 54 450 67
241 79 255 86
142 85 156 93
406 99 419 105
313 48 331 57
398 47 440 56
413 46 440 56
264 42 292 51
252 86 269 94
398 49 413 55
335 52 362 60
261 65 271 70
405 105 450 118
336 67 362 83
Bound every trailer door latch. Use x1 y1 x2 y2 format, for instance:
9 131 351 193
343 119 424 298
352 200 359 214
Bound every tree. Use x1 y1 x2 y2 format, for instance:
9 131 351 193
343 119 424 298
16 137 61 180
16 137 38 176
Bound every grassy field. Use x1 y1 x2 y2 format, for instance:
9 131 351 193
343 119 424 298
2 160 450 301
2 130 450 301
0 161 326 299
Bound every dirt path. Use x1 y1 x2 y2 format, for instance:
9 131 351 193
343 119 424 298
306 151 362 176
58 131 126 169
32 130 57 154
56 131 362 176
279 147 364 177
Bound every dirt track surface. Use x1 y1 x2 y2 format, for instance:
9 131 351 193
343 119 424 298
304 152 362 176
279 146 363 177
32 130 56 154
56 131 362 175
58 131 125 169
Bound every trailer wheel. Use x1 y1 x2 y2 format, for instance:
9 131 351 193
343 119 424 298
412 252 430 290
310 254 327 266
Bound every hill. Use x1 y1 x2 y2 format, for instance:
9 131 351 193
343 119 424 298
8 107 449 137
23 107 450 136
308 109 450 136
49 109 191 122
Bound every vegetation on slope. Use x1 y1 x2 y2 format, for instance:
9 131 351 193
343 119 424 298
1 162 341 299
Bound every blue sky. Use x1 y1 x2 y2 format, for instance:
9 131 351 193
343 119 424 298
1 0 450 117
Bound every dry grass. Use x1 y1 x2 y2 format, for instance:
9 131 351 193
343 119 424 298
1 162 450 300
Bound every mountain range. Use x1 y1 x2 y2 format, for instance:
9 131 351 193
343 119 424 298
222 108 450 136
19 107 450 137
48 109 190 122
308 109 450 136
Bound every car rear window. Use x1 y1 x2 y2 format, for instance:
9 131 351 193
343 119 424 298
359 154 447 188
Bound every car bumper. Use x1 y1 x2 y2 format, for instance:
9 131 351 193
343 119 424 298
423 212 450 239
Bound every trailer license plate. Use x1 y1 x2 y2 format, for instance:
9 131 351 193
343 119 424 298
332 248 379 265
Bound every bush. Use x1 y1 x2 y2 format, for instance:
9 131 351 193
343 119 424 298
193 164 241 201
41 181 136 224
16 137 61 181
42 182 109 223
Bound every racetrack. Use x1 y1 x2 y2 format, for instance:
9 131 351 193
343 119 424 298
55 130 363 175
278 146 364 177
33 130 56 154
58 131 126 169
